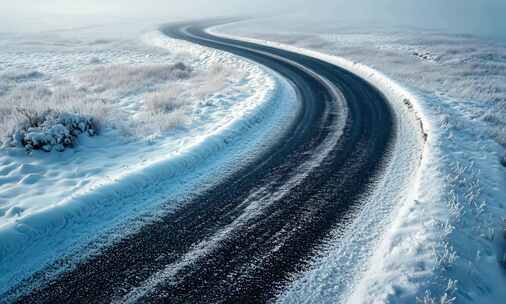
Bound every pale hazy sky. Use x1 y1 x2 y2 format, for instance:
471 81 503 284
1 0 505 39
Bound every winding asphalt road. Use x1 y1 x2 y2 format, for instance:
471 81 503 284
13 21 395 303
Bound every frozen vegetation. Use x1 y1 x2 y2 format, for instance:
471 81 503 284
218 18 506 304
0 44 234 150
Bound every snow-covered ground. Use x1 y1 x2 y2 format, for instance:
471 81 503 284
3 16 504 303
0 22 298 296
216 19 506 303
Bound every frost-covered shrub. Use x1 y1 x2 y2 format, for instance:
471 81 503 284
8 109 98 152
194 65 229 97
1 70 44 83
89 39 112 45
0 59 236 146
0 70 45 97
496 128 506 149
89 57 102 64
502 220 506 268
80 62 193 93
416 289 456 304
0 82 11 97
137 63 240 135
0 82 115 147
144 88 186 113
503 219 506 239
135 109 188 136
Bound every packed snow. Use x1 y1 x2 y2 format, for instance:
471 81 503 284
0 22 298 297
216 19 506 304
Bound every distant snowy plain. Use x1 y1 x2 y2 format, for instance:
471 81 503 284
219 18 506 304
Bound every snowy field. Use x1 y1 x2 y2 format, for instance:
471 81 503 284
0 21 297 295
2 15 504 303
217 19 506 304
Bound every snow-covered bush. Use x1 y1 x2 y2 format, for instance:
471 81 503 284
0 39 241 150
0 61 235 148
6 109 97 152
0 82 110 151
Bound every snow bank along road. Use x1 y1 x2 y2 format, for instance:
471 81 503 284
14 21 400 303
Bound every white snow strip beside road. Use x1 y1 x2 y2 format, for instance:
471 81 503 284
0 28 298 296
208 23 431 303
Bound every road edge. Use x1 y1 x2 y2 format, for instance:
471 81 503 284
207 22 433 303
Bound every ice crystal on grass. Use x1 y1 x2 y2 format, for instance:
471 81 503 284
80 62 193 93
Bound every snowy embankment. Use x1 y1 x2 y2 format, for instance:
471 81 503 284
213 21 506 303
0 26 297 296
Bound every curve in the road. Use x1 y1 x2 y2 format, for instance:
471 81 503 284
11 21 396 304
